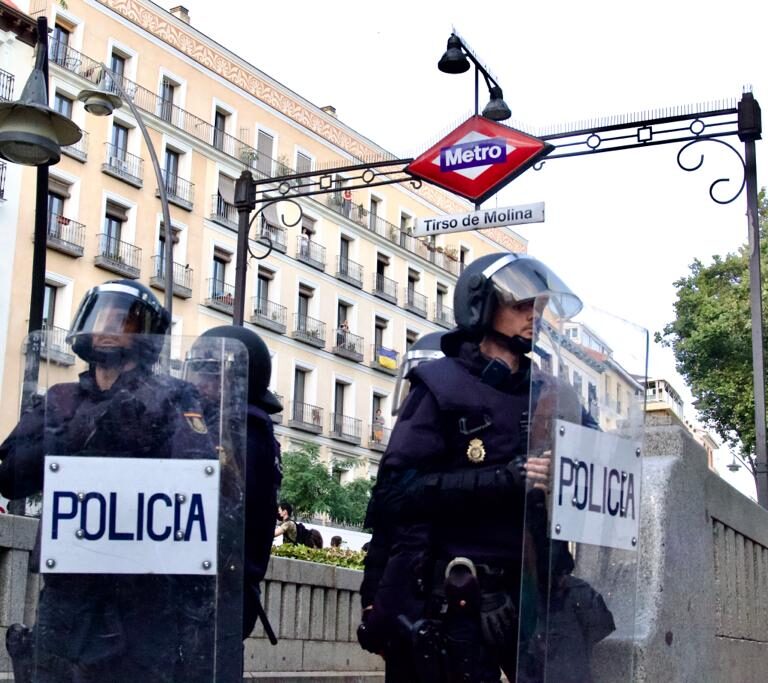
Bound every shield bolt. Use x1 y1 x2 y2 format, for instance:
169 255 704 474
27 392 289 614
45 559 56 569
175 530 184 540
77 492 85 501
559 426 566 436
636 448 641 457
176 494 186 504
202 560 212 570
75 529 84 539
204 465 215 475
49 462 59 472
555 524 561 534
632 537 638 546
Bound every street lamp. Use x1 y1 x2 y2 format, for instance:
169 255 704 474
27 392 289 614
78 69 175 319
438 30 511 122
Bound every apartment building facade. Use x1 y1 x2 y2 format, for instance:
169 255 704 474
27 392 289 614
1 0 530 479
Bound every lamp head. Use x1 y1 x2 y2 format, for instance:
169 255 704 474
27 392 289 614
482 85 512 122
438 35 470 74
77 89 123 117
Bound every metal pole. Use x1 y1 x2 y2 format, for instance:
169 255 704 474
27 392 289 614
233 170 256 326
738 91 767 506
106 66 174 318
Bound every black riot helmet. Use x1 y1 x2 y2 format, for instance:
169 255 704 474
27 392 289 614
392 330 446 416
67 280 171 366
195 325 282 414
443 252 582 356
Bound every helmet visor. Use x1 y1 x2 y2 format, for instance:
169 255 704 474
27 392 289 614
485 255 582 320
69 290 156 339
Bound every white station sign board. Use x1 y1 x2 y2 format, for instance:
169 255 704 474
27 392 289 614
41 456 220 574
551 420 641 551
413 202 545 237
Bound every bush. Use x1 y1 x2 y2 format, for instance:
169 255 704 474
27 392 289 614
271 543 366 570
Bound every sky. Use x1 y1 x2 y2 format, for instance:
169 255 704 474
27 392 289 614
159 0 767 497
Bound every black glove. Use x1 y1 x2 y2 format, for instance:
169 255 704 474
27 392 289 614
357 608 389 655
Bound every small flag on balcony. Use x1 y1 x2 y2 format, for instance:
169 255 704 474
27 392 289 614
377 347 397 369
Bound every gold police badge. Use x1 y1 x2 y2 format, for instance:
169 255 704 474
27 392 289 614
184 412 208 434
466 438 486 463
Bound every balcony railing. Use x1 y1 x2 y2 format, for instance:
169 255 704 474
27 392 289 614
95 234 141 278
0 68 13 102
336 256 363 288
370 344 399 375
372 273 397 304
102 143 144 187
429 249 460 275
210 194 238 230
48 39 268 172
157 170 194 210
270 392 284 424
260 219 287 253
434 303 455 329
332 329 364 362
292 313 325 348
47 213 85 257
295 236 326 271
62 129 88 162
250 298 287 334
369 425 391 452
405 289 428 318
40 325 75 366
150 257 193 298
289 401 323 434
330 413 362 445
205 278 235 314
0 162 6 201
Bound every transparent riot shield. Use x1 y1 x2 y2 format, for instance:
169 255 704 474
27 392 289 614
2 332 247 683
516 301 648 683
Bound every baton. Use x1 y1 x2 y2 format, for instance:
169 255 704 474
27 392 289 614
255 595 278 645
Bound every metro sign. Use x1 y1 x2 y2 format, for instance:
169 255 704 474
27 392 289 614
406 116 553 204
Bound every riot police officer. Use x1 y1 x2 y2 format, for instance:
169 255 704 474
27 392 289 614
358 253 592 682
186 325 282 642
0 280 216 683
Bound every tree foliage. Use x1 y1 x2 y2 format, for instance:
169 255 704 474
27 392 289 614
278 442 372 526
657 188 768 470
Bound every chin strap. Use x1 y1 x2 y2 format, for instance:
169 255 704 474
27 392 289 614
486 330 533 354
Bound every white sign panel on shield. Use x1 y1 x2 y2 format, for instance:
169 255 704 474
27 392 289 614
551 420 640 551
41 456 220 574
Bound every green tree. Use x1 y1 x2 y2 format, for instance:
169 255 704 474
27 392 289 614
279 443 333 518
657 188 768 475
327 476 373 527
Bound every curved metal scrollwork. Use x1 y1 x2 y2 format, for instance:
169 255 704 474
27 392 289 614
676 138 746 205
409 178 423 190
246 198 304 260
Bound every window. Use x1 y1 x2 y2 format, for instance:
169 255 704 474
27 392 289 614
460 246 470 273
296 151 311 188
376 255 388 277
157 224 180 272
374 317 387 349
257 266 273 308
406 329 419 351
48 192 65 221
43 284 57 328
256 130 274 176
111 124 128 161
572 371 583 398
297 285 313 329
51 24 70 66
103 202 125 258
160 78 176 122
164 148 180 195
214 110 228 151
400 212 413 233
109 52 126 93
369 196 380 229
337 302 350 329
293 368 307 406
436 284 448 315
559 362 569 383
212 247 230 291
334 382 346 415
53 93 73 118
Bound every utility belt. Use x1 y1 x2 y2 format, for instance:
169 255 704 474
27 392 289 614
431 558 520 597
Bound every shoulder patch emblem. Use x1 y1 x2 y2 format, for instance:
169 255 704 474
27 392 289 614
184 412 208 434
467 438 486 463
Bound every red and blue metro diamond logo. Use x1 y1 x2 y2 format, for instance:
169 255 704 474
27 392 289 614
406 115 552 204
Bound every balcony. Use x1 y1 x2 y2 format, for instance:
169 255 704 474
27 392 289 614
250 298 287 334
0 68 13 102
62 129 88 162
369 425 391 452
47 213 85 257
94 234 141 279
429 248 460 275
292 313 325 348
332 329 364 363
372 273 397 305
336 256 363 289
0 162 6 201
270 393 283 425
289 401 323 434
102 143 144 187
330 413 362 445
40 325 76 366
296 236 326 271
433 303 455 329
210 194 238 230
149 257 193 299
205 278 235 315
370 344 398 375
405 289 428 318
259 218 287 254
157 170 194 211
